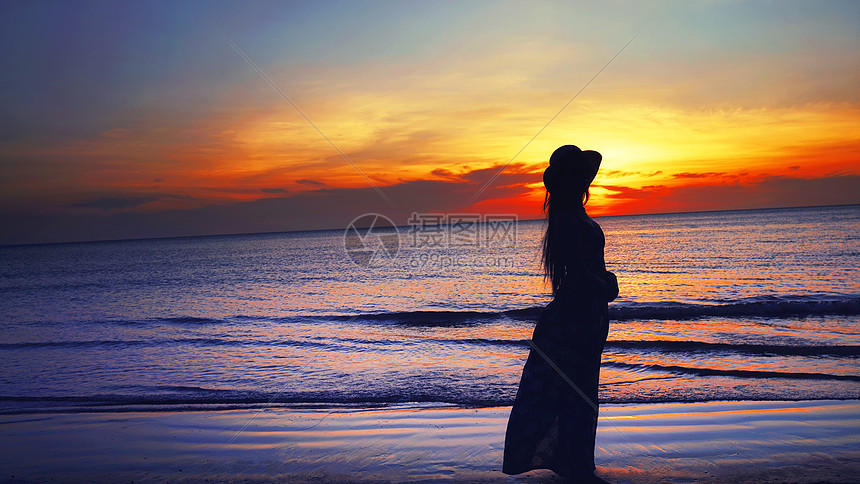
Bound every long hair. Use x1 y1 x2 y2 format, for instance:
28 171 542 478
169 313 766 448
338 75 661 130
542 186 589 295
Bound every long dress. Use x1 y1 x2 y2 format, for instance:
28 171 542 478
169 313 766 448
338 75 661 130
502 210 612 478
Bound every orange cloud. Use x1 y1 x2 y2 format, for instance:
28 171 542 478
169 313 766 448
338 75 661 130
2 10 858 243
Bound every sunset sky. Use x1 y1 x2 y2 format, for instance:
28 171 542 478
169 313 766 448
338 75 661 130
1 0 858 244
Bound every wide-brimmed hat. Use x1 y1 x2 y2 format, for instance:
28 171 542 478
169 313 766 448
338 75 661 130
543 145 602 195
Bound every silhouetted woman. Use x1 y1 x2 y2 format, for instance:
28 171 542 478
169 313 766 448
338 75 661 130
503 145 618 482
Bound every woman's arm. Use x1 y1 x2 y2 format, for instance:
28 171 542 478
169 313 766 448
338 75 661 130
560 213 619 302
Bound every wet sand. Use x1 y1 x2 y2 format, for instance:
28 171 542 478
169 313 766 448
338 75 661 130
1 400 858 483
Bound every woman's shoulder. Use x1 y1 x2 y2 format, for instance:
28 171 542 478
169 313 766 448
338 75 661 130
555 208 600 232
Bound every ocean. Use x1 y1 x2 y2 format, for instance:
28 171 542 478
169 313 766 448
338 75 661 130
1 205 858 414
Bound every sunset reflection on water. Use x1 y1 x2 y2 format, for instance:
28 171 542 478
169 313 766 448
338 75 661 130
0 206 857 409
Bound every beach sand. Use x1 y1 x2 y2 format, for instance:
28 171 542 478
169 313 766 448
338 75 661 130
1 400 858 483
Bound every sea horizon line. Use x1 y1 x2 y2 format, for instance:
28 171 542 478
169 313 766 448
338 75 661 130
2 202 857 249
